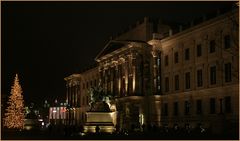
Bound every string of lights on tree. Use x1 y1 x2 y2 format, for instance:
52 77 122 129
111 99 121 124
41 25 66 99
4 74 25 130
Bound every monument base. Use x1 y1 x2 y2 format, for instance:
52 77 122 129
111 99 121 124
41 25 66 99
83 112 115 133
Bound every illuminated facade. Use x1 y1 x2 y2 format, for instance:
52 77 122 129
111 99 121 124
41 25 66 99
49 106 66 124
96 40 154 129
64 68 99 125
65 8 239 134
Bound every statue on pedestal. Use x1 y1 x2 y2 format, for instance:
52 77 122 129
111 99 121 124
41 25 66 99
88 86 113 112
84 85 116 133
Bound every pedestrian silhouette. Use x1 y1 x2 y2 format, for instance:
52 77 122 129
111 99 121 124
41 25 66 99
95 125 100 134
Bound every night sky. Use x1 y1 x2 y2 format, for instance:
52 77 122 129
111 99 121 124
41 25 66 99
2 1 235 106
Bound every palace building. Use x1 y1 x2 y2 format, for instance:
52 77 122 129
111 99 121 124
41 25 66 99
64 8 239 134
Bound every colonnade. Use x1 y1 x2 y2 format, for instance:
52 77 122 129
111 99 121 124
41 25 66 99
66 82 80 107
99 51 146 97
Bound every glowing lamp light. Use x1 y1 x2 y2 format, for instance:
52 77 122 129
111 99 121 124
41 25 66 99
53 110 57 113
139 114 144 125
25 126 32 130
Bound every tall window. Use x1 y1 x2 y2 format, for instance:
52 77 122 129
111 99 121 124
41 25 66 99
185 101 190 115
165 55 168 66
197 44 202 57
197 69 203 87
210 98 216 114
185 48 190 60
185 72 190 89
164 103 168 116
225 63 232 82
175 75 179 90
196 100 202 114
174 52 179 63
174 102 178 116
165 77 169 92
224 35 230 49
210 40 216 53
210 66 216 85
225 96 231 113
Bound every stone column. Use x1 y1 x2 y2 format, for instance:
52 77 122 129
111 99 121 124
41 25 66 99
69 84 72 106
114 64 118 97
118 64 122 97
99 66 104 88
109 66 111 94
132 52 137 95
157 52 161 95
128 54 132 96
68 84 71 125
152 50 158 95
136 53 143 96
66 84 69 104
125 58 129 96
106 68 108 93
72 85 74 107
72 85 75 107
111 66 114 94
77 84 80 107
71 85 74 106
104 68 107 93
75 85 78 107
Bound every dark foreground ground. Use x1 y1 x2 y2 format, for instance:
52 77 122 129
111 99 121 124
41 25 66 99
2 127 238 140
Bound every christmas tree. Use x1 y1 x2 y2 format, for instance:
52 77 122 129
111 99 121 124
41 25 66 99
4 74 25 130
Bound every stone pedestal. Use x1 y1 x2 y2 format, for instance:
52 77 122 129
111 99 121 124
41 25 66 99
84 112 116 133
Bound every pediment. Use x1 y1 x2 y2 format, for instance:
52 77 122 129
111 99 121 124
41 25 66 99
95 40 150 61
95 40 127 61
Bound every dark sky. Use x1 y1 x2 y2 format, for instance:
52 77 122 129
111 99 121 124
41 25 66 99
2 1 235 106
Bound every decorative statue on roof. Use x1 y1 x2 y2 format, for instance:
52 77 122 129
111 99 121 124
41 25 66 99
88 82 114 112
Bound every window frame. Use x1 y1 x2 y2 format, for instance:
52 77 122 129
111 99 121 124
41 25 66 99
197 44 202 57
209 40 216 53
210 66 216 85
174 52 179 63
197 69 203 87
185 48 190 60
